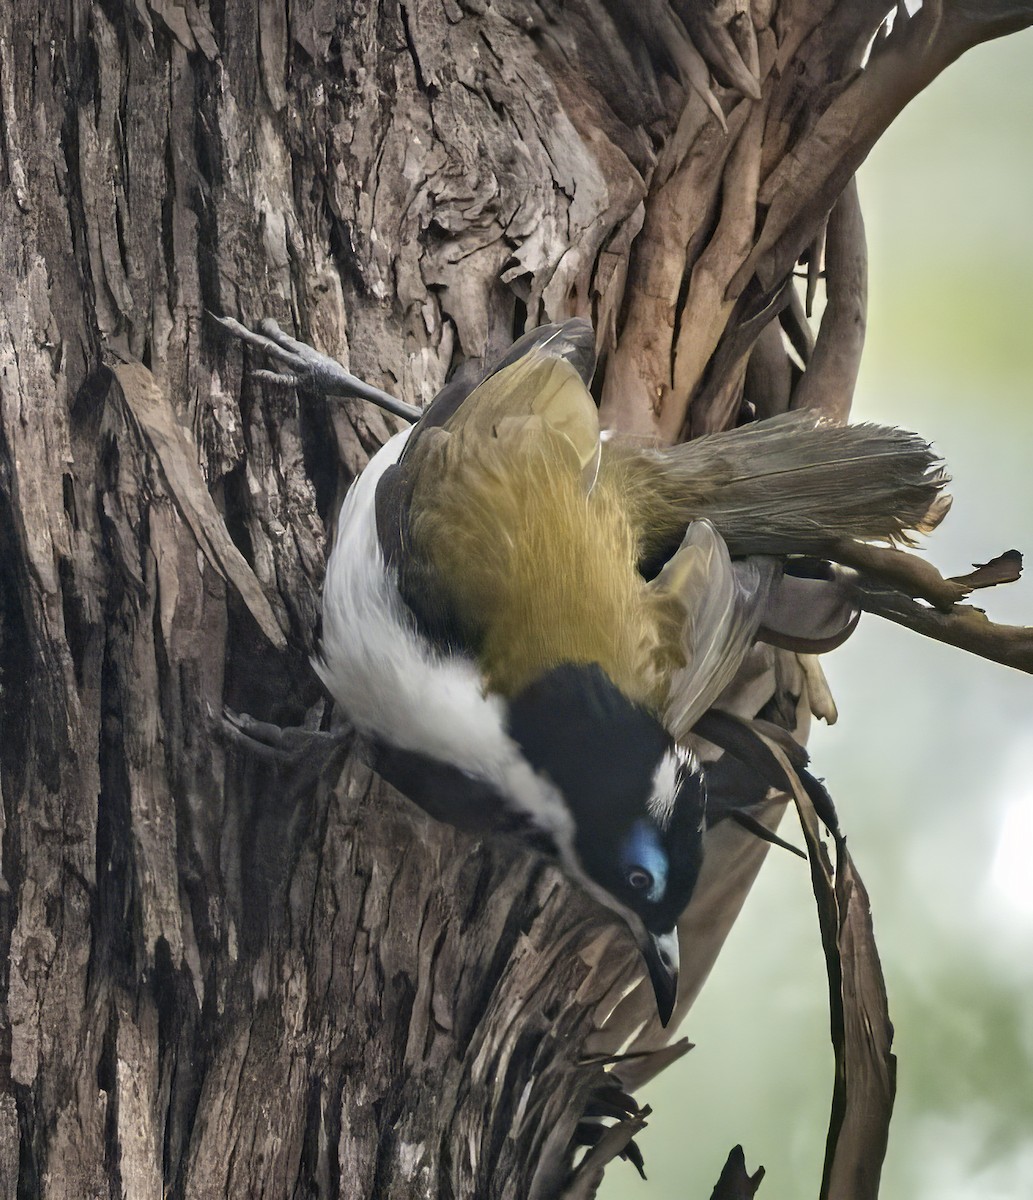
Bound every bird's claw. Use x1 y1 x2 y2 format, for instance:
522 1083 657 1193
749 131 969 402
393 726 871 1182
209 312 423 423
215 703 349 768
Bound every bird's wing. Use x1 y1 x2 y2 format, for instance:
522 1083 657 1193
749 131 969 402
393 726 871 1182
445 345 601 481
397 318 596 453
374 330 662 700
649 520 780 745
376 319 597 578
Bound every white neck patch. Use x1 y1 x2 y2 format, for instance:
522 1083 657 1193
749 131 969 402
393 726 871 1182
647 745 696 830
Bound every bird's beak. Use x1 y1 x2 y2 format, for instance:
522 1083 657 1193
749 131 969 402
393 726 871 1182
642 928 680 1027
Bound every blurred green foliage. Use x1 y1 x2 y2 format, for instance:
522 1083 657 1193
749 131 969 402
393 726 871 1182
600 29 1033 1200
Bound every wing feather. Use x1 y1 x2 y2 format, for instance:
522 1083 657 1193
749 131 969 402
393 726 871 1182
652 521 780 743
378 338 657 698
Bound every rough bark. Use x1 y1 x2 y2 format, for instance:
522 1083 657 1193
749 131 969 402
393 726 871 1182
0 1 1029 1197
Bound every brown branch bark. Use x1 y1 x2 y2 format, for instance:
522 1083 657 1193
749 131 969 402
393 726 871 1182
857 586 1033 675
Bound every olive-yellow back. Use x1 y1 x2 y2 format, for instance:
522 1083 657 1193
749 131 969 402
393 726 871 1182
405 353 680 703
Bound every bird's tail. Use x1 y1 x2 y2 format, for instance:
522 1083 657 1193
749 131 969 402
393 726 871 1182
610 410 950 561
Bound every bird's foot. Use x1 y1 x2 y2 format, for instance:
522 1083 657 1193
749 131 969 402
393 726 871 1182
216 703 353 792
570 1083 649 1181
209 313 422 423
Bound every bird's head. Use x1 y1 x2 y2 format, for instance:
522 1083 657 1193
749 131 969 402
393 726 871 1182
507 663 705 1025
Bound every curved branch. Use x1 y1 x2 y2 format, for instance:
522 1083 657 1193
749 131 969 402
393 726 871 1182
855 584 1033 674
735 0 1033 295
790 177 867 422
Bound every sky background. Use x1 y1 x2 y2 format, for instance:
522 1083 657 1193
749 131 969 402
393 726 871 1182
601 28 1033 1200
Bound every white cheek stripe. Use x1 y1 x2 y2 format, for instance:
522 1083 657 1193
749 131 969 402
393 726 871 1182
647 745 695 829
314 431 573 846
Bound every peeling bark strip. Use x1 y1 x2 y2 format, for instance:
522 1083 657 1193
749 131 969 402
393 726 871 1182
0 1 1030 1196
760 740 897 1200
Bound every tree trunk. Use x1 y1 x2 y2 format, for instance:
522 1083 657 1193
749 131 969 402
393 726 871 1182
0 2 1028 1197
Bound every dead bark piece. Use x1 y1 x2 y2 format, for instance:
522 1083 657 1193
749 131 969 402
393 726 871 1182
709 1144 767 1199
804 218 828 318
677 1 764 100
560 1112 650 1199
821 849 898 1200
780 284 818 366
668 22 732 129
950 549 1024 590
743 318 794 419
759 741 896 1200
602 1038 694 1092
112 360 288 649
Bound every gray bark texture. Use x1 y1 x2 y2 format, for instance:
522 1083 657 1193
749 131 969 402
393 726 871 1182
0 1 1029 1197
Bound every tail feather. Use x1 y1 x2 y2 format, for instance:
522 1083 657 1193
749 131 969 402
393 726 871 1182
608 411 950 559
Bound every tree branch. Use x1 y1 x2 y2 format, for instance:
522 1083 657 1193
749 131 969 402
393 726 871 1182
856 582 1033 675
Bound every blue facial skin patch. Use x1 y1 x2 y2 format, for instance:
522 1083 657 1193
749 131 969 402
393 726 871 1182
619 820 669 903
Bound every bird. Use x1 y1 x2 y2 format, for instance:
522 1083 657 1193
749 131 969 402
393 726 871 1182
313 318 948 1025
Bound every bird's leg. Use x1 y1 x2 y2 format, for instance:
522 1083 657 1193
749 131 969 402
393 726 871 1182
567 1081 650 1182
209 313 422 423
217 704 353 794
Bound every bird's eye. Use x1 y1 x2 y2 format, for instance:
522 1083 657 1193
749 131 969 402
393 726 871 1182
626 866 653 891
